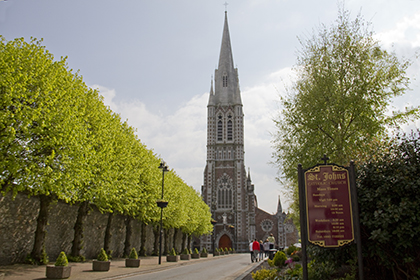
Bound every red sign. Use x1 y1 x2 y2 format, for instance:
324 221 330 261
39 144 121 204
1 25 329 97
304 165 354 247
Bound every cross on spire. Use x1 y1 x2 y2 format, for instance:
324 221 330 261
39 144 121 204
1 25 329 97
321 154 329 165
224 2 228 12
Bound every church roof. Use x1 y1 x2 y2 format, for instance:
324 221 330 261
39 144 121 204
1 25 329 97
208 11 242 107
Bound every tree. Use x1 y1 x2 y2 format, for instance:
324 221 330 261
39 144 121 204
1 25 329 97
272 7 419 213
357 131 420 279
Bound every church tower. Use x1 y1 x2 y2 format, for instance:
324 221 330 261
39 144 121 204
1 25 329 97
201 11 256 253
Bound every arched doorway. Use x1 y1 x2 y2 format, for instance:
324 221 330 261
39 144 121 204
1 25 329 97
218 234 232 250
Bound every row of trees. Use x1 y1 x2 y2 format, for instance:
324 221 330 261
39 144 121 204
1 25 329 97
271 6 420 280
0 36 212 264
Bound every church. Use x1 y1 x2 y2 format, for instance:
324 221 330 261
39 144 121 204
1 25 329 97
200 11 298 253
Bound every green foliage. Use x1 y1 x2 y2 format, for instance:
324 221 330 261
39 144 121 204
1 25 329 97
268 250 287 268
169 248 177 256
357 131 420 278
128 248 138 259
308 259 336 280
97 248 108 262
252 268 278 280
201 247 207 253
67 254 86 262
181 248 189 255
54 252 68 267
285 245 297 256
194 248 199 254
271 6 418 215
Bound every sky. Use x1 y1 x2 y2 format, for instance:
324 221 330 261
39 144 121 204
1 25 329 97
1 0 420 214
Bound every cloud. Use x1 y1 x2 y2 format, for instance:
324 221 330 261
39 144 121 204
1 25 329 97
90 67 295 214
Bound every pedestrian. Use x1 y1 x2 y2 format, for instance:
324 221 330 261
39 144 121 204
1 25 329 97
249 240 254 262
259 240 264 261
263 239 270 257
252 239 260 262
267 233 275 249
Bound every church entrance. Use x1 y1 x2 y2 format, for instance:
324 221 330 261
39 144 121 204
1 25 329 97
218 234 232 249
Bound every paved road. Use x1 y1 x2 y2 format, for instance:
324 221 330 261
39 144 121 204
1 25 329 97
120 254 254 280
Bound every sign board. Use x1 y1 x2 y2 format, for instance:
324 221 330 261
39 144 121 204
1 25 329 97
304 165 354 247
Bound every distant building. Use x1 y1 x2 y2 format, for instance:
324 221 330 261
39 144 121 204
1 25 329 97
200 11 298 252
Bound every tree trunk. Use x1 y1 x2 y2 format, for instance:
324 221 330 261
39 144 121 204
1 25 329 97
30 194 53 264
123 216 132 257
187 234 192 251
164 228 169 255
70 200 89 258
173 228 179 252
182 232 187 251
104 213 113 257
153 225 159 256
139 221 147 256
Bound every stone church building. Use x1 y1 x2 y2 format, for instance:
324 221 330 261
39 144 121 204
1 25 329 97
200 12 298 253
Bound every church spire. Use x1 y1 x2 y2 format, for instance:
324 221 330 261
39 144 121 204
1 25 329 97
277 195 283 214
209 11 242 106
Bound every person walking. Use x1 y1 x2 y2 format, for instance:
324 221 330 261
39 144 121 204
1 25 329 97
263 239 270 257
259 240 264 261
252 239 260 262
267 233 275 249
249 240 254 262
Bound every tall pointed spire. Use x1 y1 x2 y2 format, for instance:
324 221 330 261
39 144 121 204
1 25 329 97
209 11 242 106
277 195 283 214
218 11 235 74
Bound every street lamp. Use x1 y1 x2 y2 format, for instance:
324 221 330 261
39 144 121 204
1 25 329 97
157 161 169 265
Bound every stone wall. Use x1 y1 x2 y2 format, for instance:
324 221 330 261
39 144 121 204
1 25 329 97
0 192 185 265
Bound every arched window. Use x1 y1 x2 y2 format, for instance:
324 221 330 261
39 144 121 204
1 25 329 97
217 115 223 141
223 73 228 87
227 116 232 141
217 175 233 209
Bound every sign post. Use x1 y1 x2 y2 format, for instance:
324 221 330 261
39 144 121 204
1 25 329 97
298 156 363 280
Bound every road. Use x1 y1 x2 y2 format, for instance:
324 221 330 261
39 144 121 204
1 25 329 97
120 254 255 280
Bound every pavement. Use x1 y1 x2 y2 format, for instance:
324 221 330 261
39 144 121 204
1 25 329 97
0 254 264 280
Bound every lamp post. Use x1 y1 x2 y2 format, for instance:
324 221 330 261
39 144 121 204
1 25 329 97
157 161 168 265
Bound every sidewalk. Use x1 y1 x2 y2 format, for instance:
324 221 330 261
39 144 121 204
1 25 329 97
0 254 262 280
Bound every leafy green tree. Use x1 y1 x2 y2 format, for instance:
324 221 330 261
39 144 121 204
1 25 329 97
357 131 420 279
272 7 419 214
0 37 92 263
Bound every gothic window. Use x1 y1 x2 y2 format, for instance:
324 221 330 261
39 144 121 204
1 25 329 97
261 220 274 232
223 73 228 87
227 115 232 141
217 175 232 209
217 115 223 141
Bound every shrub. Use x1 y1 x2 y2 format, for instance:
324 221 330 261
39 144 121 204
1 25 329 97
182 248 189 255
201 247 207 253
251 268 278 280
268 251 287 268
286 245 297 256
67 255 86 262
97 248 108 261
54 252 68 267
194 248 199 254
128 247 138 259
169 248 177 256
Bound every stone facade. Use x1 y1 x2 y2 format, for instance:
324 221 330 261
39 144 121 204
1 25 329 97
0 192 185 265
201 12 298 252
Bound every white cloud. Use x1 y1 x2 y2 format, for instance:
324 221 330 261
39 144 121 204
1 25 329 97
89 67 294 214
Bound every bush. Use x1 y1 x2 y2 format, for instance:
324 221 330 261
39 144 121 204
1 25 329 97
194 248 199 254
128 247 138 259
67 255 86 262
182 248 189 255
54 252 68 267
169 248 177 256
268 251 287 268
97 248 108 261
286 245 297 256
201 247 207 253
251 268 278 280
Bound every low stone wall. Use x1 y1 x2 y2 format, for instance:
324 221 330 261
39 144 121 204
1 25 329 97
0 192 184 265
